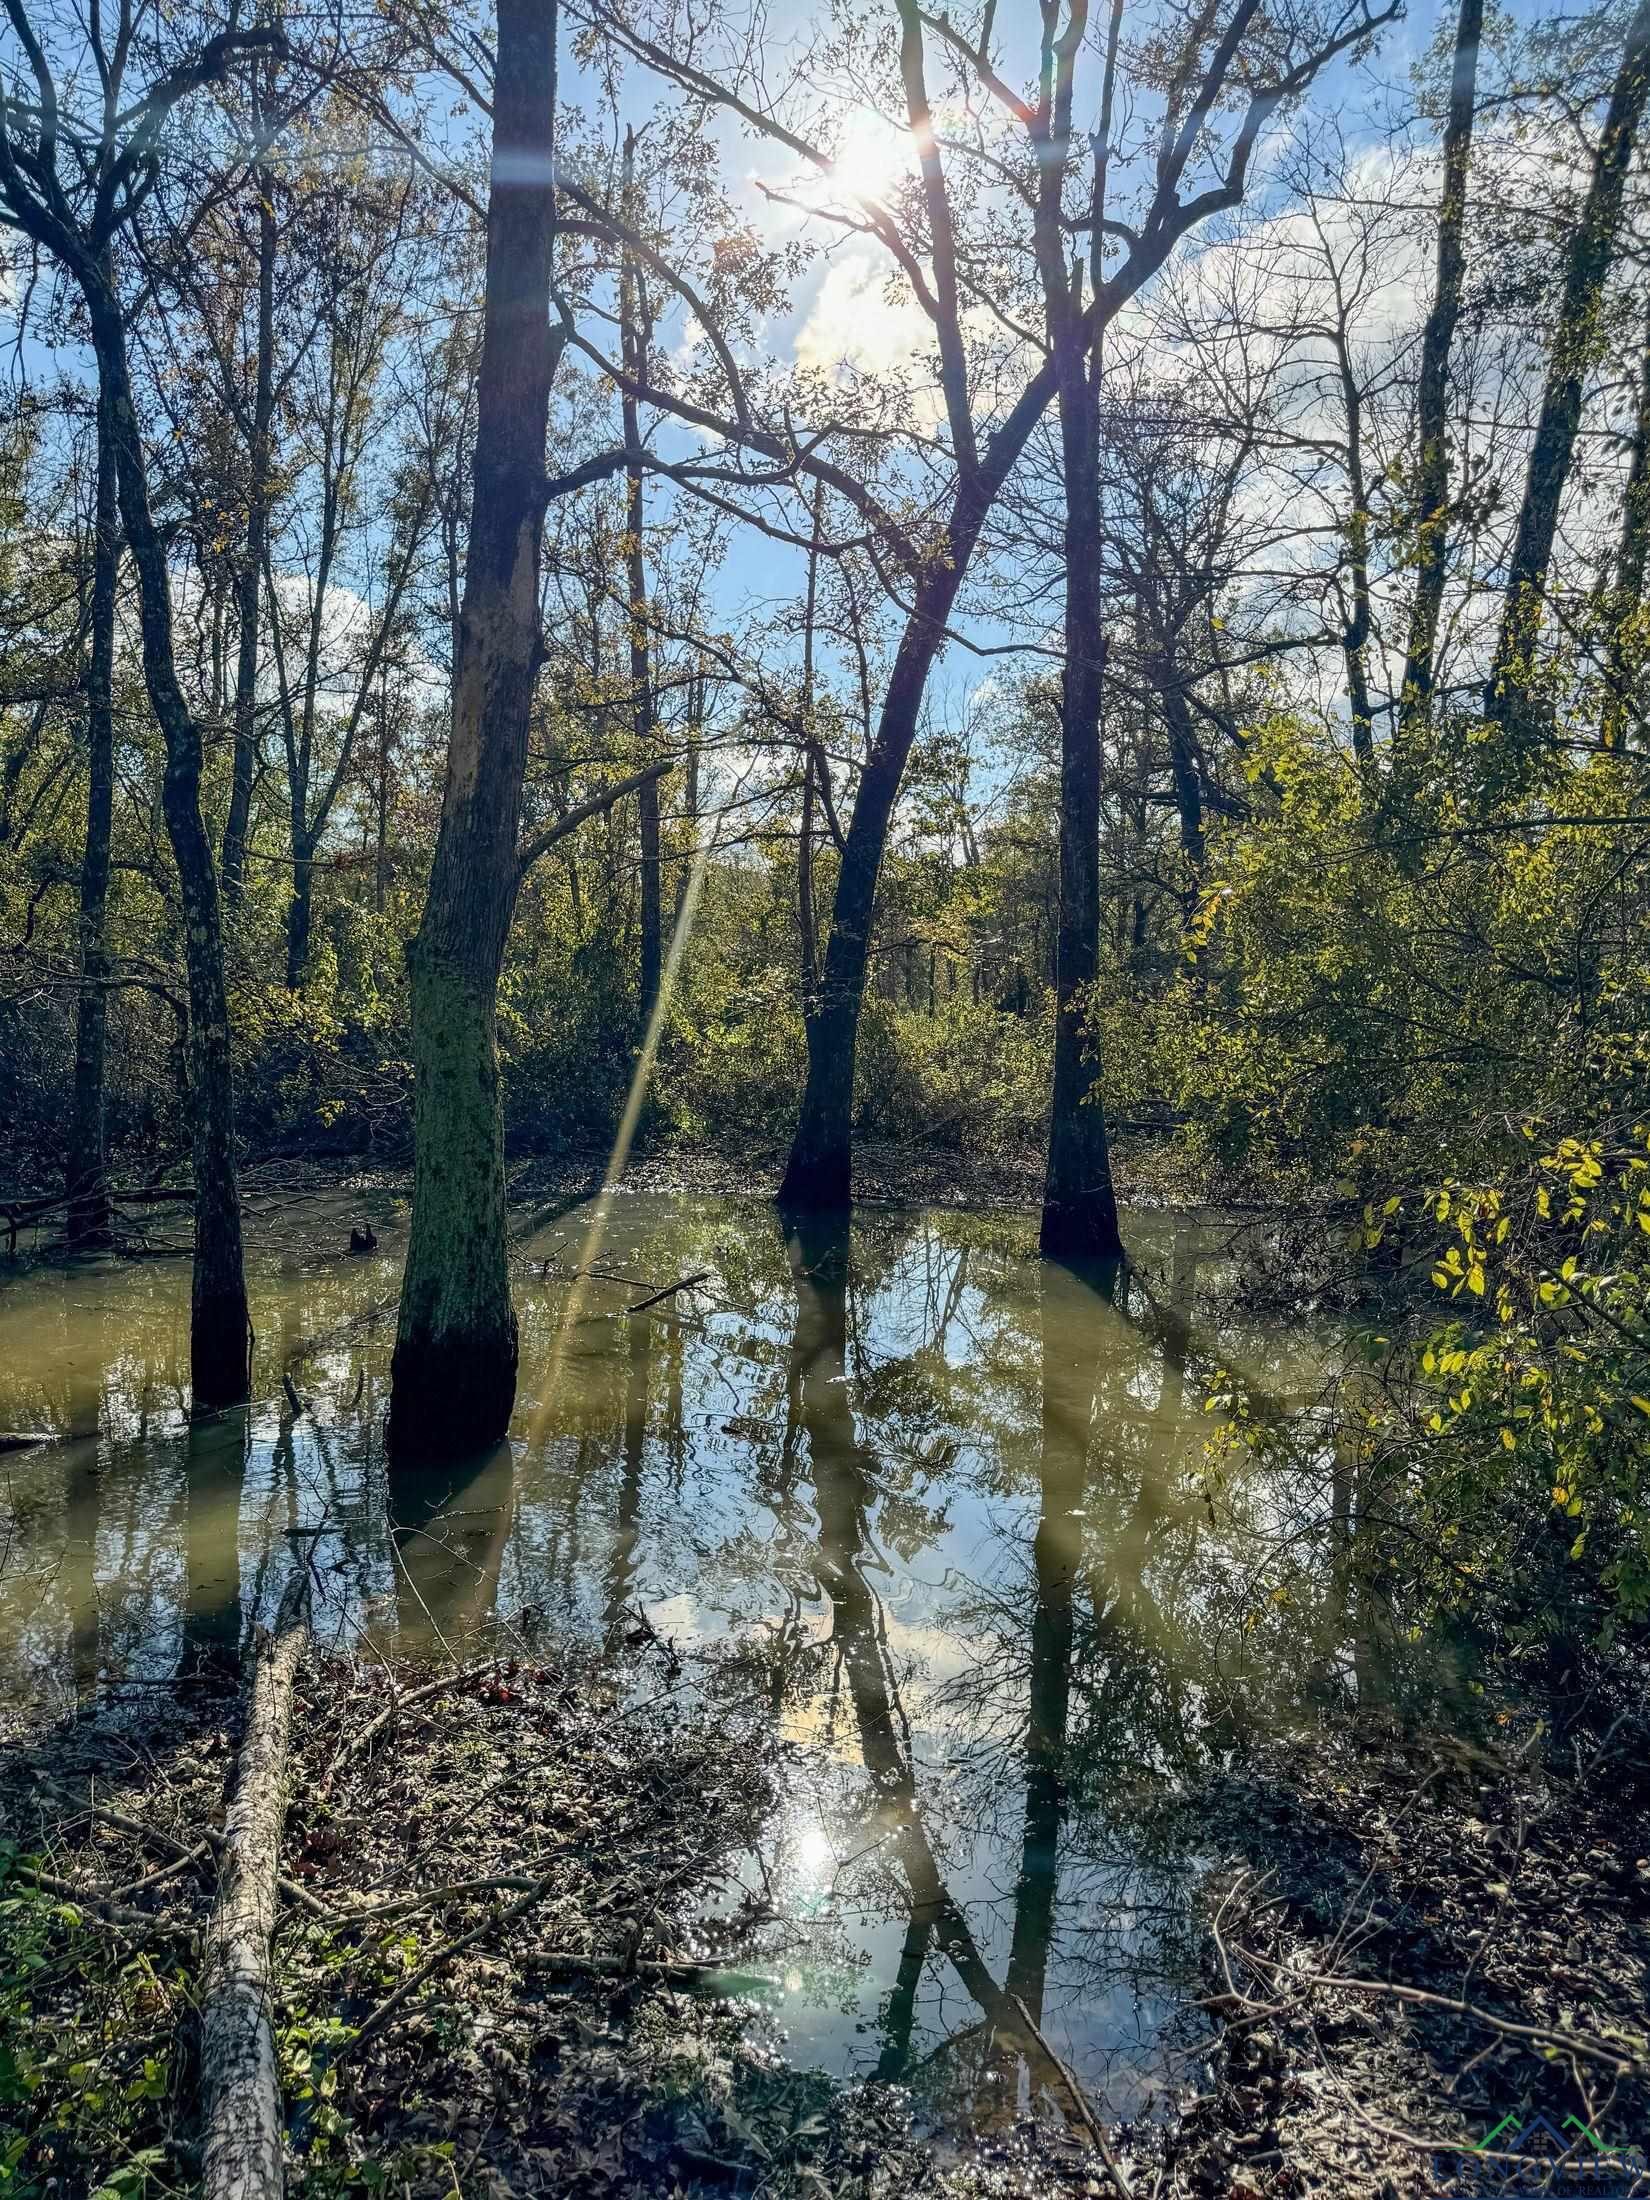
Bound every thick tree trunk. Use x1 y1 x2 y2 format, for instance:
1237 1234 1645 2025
83 271 250 1409
1040 285 1121 1260
1028 9 1124 1263
221 171 277 909
200 1571 308 2200
67 392 119 1245
1398 0 1482 743
799 492 822 1024
1484 0 1650 732
388 0 558 1464
799 750 819 1018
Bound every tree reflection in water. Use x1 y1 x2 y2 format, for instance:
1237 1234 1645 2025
0 1188 1400 2130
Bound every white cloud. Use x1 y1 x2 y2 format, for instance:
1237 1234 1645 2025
795 248 926 377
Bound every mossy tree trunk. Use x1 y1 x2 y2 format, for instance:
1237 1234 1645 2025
387 0 559 1465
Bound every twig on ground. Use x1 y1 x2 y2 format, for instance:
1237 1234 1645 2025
1234 1945 1647 2076
12 1861 194 1937
318 1659 499 1796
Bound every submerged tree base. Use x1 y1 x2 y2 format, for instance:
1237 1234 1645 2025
190 1284 252 1412
386 1318 518 1464
775 1136 853 1213
390 953 519 1465
1037 1195 1126 1264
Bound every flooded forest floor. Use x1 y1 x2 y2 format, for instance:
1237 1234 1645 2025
2 1161 1648 2196
6 1644 1649 2199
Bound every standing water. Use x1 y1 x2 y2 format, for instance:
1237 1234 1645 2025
0 1185 1387 2131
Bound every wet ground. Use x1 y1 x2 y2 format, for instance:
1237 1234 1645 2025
0 1179 1429 2150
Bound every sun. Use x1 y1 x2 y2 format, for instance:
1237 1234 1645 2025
824 106 913 203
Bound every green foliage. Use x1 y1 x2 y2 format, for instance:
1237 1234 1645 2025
1388 1126 1650 1638
1130 717 1650 1201
854 992 1050 1154
0 1852 185 2200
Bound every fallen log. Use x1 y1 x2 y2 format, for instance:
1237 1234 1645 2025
200 1573 310 2200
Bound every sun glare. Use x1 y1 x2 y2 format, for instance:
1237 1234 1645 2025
824 106 911 203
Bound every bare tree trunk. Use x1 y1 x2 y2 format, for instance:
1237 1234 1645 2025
778 569 958 1208
1605 297 1650 746
1484 0 1650 734
84 267 251 1408
388 0 559 1464
67 391 119 1245
221 163 277 909
778 370 1054 1208
675 663 701 924
285 834 314 991
1334 332 1377 766
375 671 392 911
1156 651 1208 899
1038 1 1124 1264
1398 0 1482 744
799 489 822 1025
620 146 660 1030
1042 351 1122 1261
200 1572 308 2200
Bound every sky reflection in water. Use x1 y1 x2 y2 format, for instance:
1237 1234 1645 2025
0 1188 1391 2130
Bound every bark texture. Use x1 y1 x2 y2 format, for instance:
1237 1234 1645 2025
84 271 251 1407
388 0 558 1463
1398 0 1482 743
1483 0 1650 732
1036 0 1124 1264
1041 350 1121 1262
221 164 277 908
777 366 1056 1211
67 391 119 1244
200 1572 308 2200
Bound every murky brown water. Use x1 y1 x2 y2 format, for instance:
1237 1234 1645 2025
0 1185 1399 2126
